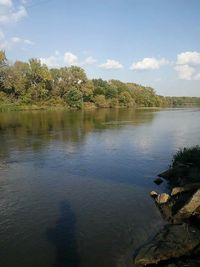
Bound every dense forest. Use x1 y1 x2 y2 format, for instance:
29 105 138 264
0 50 200 110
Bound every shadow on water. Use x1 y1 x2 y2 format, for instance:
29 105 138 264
46 201 80 267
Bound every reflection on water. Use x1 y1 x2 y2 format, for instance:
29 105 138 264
0 108 199 267
0 108 155 161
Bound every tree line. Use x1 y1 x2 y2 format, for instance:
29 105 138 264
0 50 200 109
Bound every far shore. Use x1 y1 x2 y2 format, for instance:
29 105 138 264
0 103 199 112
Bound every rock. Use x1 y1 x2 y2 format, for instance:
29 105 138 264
155 190 197 223
164 258 200 267
134 224 200 266
171 183 200 196
154 177 163 185
156 201 174 222
150 191 158 198
156 193 170 204
174 189 200 221
171 187 187 196
158 169 173 180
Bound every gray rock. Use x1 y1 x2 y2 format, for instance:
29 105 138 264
134 224 200 266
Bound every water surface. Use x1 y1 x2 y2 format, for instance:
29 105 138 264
0 108 199 267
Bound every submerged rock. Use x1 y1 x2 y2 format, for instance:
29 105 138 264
158 169 173 180
159 166 200 186
134 224 200 267
154 177 163 185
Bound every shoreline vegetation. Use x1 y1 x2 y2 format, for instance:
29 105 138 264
0 51 200 112
134 146 200 267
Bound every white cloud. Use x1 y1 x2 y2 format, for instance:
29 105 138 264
176 51 200 65
84 56 97 65
40 56 59 67
0 2 32 50
0 32 33 50
11 36 33 45
24 39 33 45
0 5 27 24
99 59 123 69
40 52 97 68
55 50 60 56
40 52 62 68
175 51 200 80
0 30 7 49
0 30 5 40
0 0 12 7
11 36 21 43
174 65 195 80
130 57 168 70
64 52 78 66
194 72 200 81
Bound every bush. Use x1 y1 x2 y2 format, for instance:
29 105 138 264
118 91 134 107
94 95 109 108
109 98 119 108
0 91 9 102
172 146 200 168
64 88 83 109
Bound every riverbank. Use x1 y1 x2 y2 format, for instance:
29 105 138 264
0 100 95 111
1 102 199 112
134 146 200 267
0 103 67 112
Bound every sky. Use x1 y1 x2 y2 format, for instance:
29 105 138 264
0 0 200 96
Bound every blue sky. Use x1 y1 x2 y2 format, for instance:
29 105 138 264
0 0 200 96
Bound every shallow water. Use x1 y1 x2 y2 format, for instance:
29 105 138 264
0 108 199 267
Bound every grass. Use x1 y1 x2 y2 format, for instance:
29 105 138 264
172 146 200 168
0 101 68 112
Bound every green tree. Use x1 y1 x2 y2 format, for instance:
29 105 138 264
109 80 128 94
0 50 7 92
64 87 83 109
26 59 52 101
94 95 109 108
105 85 118 99
81 80 94 101
51 66 87 97
92 79 110 96
4 61 29 97
118 91 134 107
0 50 6 68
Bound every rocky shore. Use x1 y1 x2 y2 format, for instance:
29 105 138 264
133 147 200 267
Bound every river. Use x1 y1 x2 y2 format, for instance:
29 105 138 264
0 108 199 267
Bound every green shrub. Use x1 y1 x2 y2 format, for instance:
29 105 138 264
172 146 200 168
118 91 134 107
109 98 119 108
64 88 83 109
94 95 109 108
